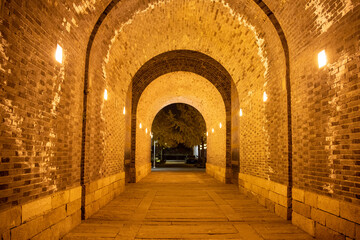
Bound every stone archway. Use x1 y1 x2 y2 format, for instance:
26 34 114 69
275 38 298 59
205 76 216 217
128 50 238 184
82 0 288 191
134 71 227 182
80 0 291 221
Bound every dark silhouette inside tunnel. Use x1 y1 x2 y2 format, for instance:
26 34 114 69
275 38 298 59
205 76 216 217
151 103 207 170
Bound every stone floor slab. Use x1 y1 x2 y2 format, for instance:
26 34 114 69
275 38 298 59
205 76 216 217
63 171 315 240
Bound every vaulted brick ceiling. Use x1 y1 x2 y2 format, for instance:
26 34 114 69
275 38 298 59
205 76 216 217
88 0 285 108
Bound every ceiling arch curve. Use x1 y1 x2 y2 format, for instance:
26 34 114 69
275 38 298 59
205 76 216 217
131 50 232 114
86 0 287 102
136 71 226 132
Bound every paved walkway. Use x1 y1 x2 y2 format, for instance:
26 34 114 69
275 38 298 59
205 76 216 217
64 171 315 239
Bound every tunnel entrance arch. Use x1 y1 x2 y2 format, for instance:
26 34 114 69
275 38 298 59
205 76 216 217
150 103 207 168
133 71 228 183
80 0 292 221
128 50 239 184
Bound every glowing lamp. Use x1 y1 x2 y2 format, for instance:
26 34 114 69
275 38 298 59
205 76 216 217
318 50 327 68
145 128 148 134
139 123 142 129
212 128 214 133
263 92 268 102
219 123 222 128
123 107 126 115
104 89 108 100
239 108 243 117
55 44 63 63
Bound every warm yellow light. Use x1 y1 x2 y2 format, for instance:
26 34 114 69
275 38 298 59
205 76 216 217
318 50 327 68
219 123 222 128
239 108 243 117
104 89 108 100
55 44 63 63
123 107 126 115
139 123 142 129
145 128 148 134
263 92 268 102
212 128 214 133
206 132 208 136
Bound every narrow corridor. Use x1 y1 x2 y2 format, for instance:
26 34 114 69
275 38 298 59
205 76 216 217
64 172 314 239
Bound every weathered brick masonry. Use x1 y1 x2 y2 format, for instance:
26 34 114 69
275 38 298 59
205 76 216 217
0 0 359 239
0 0 125 238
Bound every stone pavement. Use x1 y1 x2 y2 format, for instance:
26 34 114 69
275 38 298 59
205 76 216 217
63 171 315 239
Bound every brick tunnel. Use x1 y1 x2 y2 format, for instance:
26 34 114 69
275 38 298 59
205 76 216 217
0 0 359 239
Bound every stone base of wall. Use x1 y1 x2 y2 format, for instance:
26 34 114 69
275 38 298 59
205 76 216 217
292 188 360 240
238 173 290 220
136 162 152 183
206 163 226 183
84 172 125 219
0 186 82 240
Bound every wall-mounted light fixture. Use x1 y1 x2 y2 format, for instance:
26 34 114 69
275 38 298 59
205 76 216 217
318 50 327 68
139 123 142 129
206 132 208 137
123 107 126 115
219 123 222 128
263 92 268 102
212 128 214 133
145 128 148 134
239 108 243 117
104 89 108 100
55 44 63 64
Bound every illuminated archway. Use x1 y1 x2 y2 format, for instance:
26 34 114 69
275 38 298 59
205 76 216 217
135 72 227 182
81 0 290 220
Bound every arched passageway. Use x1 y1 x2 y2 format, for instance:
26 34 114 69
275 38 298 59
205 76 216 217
135 71 227 182
150 103 207 168
0 0 359 239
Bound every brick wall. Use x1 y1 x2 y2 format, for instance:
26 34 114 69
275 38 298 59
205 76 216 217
83 172 125 219
0 186 81 239
0 0 127 236
124 84 132 184
292 187 360 239
1 0 80 212
231 81 240 184
83 82 126 182
289 3 360 207
260 0 360 238
0 0 108 212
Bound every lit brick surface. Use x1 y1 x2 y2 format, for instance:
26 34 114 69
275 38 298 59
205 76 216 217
89 0 287 184
136 72 227 179
289 5 360 205
0 0 106 211
0 0 359 238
